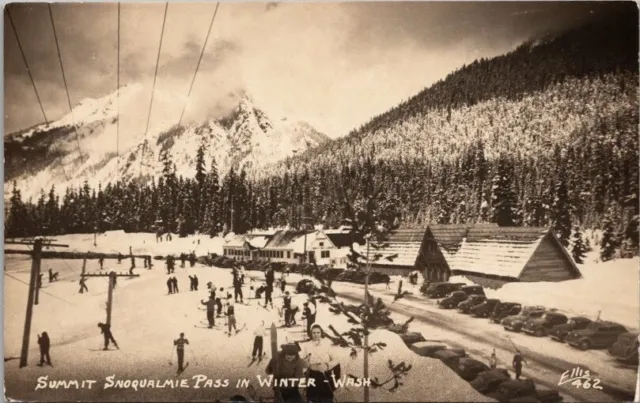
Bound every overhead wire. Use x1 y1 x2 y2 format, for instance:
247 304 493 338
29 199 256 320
48 4 86 164
140 2 169 177
116 2 121 180
178 2 220 127
4 272 76 306
6 6 71 182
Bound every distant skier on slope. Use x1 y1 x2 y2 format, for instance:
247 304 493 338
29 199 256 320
98 322 119 350
173 333 189 373
79 277 88 294
512 351 526 379
264 284 273 309
48 268 59 283
99 257 104 270
201 296 216 328
233 275 244 303
37 331 52 366
172 276 179 293
180 253 186 268
226 301 238 336
283 291 293 327
189 253 196 268
167 277 173 294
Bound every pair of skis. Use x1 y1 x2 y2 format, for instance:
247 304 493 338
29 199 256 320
224 322 247 335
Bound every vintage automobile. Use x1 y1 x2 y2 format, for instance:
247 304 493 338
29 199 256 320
471 299 501 318
456 357 490 381
522 312 569 337
320 268 345 281
469 369 511 394
566 321 628 351
608 332 639 364
368 272 391 285
438 291 469 309
548 316 592 342
461 284 486 296
502 306 546 332
424 282 466 298
457 295 487 314
486 379 538 402
490 302 523 323
295 279 316 294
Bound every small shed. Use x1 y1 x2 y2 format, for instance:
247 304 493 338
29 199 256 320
447 227 582 289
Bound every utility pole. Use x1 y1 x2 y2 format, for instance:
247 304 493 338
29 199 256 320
302 216 312 264
20 239 41 368
364 236 371 403
34 251 42 306
107 272 115 325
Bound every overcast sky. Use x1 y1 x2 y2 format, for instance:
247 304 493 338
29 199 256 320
4 2 610 137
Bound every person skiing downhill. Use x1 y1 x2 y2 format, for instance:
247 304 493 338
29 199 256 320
201 296 216 328
37 332 52 366
173 333 189 373
98 323 119 350
226 301 238 336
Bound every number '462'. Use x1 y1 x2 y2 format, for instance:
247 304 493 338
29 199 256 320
571 379 603 390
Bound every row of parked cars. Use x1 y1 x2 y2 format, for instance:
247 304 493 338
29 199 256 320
401 332 563 402
421 281 639 365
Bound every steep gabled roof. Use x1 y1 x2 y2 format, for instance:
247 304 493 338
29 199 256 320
264 230 311 249
428 223 498 253
326 232 365 248
289 231 336 254
370 227 427 267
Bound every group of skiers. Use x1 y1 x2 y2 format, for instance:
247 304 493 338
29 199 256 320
166 276 180 294
179 253 197 268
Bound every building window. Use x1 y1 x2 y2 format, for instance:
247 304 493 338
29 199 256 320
321 250 330 258
319 242 324 247
287 251 291 258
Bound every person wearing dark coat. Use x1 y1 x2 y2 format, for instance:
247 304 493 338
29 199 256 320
167 277 173 294
513 351 526 379
172 277 179 293
193 275 198 291
264 285 273 308
201 297 216 327
283 292 293 327
266 343 305 403
180 253 186 268
98 323 119 350
215 297 223 317
233 276 243 303
189 253 196 268
79 277 89 294
37 332 52 366
255 284 266 299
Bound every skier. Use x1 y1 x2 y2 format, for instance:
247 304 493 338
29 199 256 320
215 297 223 317
99 257 104 270
79 277 88 294
385 277 391 290
252 320 266 360
489 349 498 369
172 276 179 293
97 322 119 350
289 303 299 326
48 268 59 283
201 296 216 328
283 291 293 327
189 253 196 268
264 284 273 309
233 275 243 303
255 284 266 299
302 302 316 338
189 276 196 291
180 253 186 268
512 351 526 379
173 333 189 373
225 301 238 336
37 331 52 366
299 324 339 403
117 253 122 264
167 277 173 294
266 343 305 403
193 275 199 291
265 267 275 289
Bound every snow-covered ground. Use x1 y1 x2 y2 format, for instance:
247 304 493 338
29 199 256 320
4 232 490 402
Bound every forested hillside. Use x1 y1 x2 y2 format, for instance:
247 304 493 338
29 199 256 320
6 6 638 257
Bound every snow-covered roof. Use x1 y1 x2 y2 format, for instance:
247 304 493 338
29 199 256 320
264 230 309 250
447 228 548 278
224 235 246 247
288 231 336 254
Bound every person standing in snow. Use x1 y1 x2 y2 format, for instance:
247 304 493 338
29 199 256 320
299 324 340 403
79 277 89 294
180 253 186 268
193 275 198 291
215 297 223 317
512 351 526 379
283 291 293 327
252 320 266 360
279 275 286 294
189 253 196 268
233 275 243 303
201 296 216 328
264 284 273 309
98 322 119 350
172 276 179 293
173 333 189 373
489 350 497 369
37 273 43 289
99 257 104 270
189 275 196 291
167 277 173 294
226 301 238 336
48 268 59 283
266 343 305 403
37 332 52 366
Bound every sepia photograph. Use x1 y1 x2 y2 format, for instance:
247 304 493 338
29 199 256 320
3 1 639 402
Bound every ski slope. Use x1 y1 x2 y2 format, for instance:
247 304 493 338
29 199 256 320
4 233 491 402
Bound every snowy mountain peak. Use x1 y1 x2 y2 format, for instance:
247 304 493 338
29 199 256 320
5 84 330 201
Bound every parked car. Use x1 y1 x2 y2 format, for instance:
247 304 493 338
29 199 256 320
456 357 490 381
433 349 466 370
438 291 469 309
471 299 501 318
369 272 391 285
490 302 523 323
502 306 546 332
522 312 569 337
469 369 511 394
321 268 345 281
295 279 316 294
424 282 465 298
608 332 639 364
548 317 592 342
566 321 628 351
486 379 538 402
457 295 487 314
461 284 485 297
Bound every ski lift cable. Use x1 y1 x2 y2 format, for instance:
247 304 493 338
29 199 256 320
177 2 221 127
116 2 121 181
48 4 86 164
6 7 71 182
140 2 169 178
4 272 76 306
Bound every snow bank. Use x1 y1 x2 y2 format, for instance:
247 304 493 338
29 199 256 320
486 256 639 329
